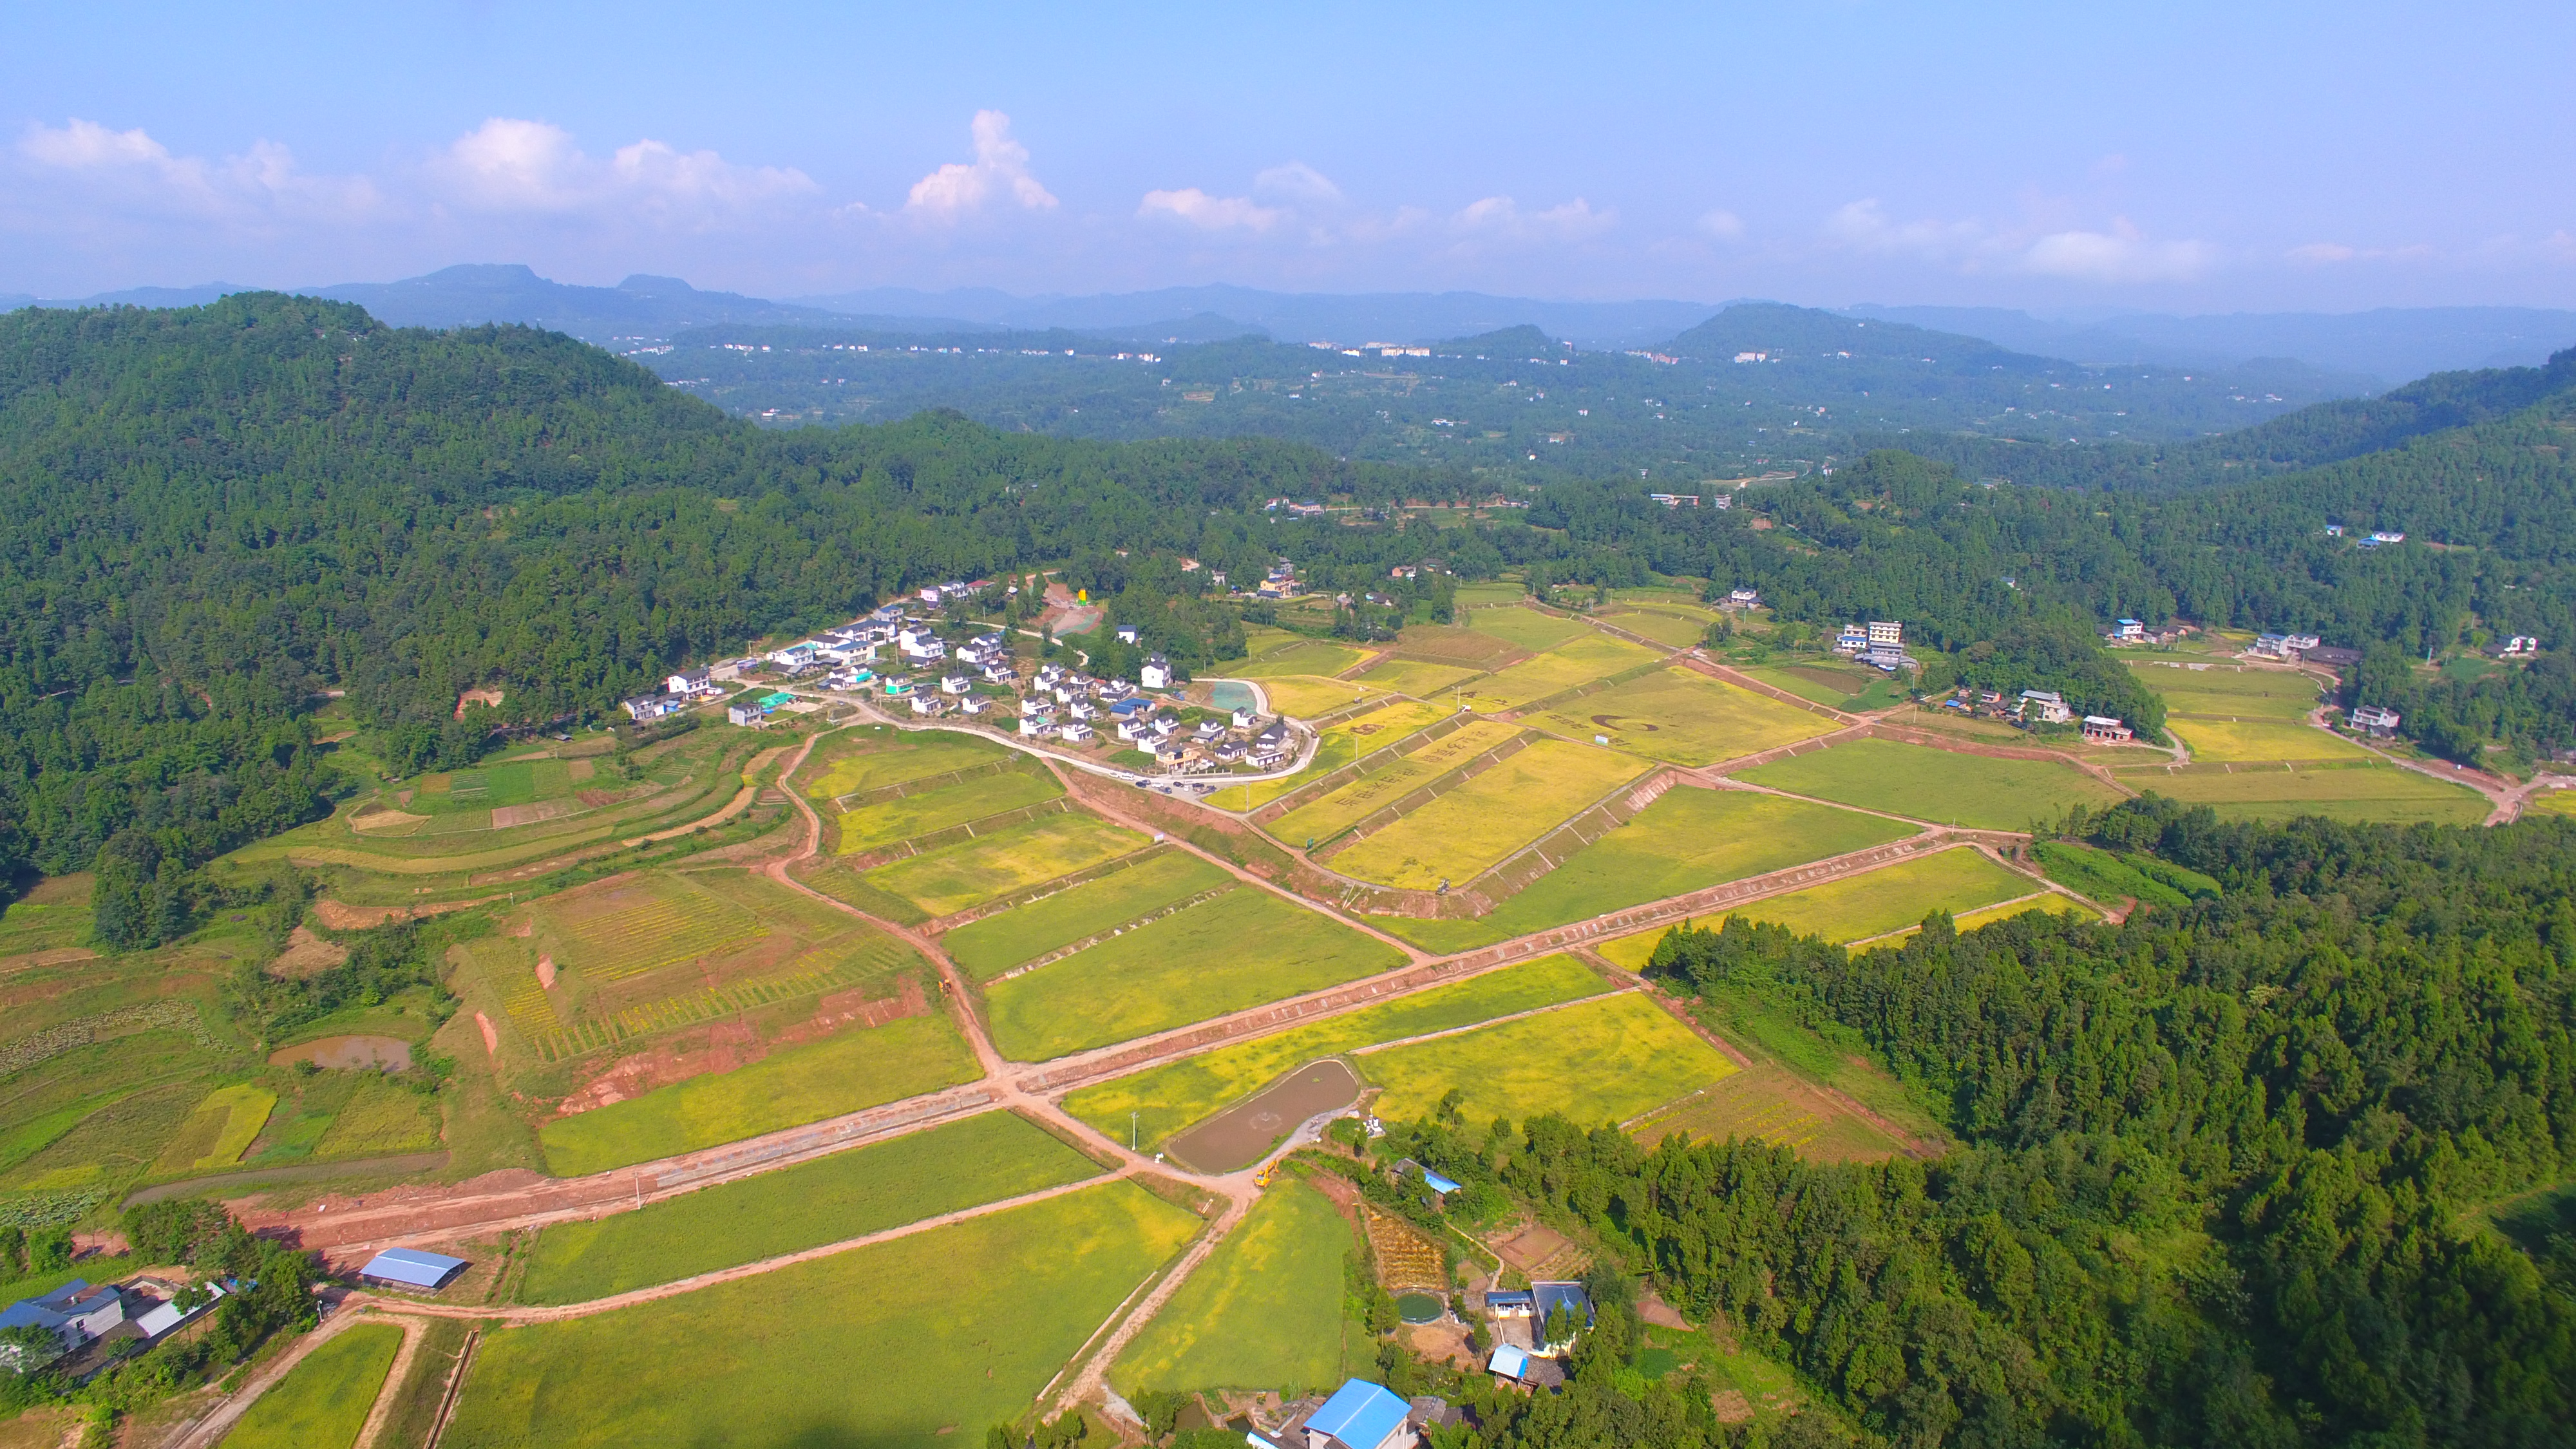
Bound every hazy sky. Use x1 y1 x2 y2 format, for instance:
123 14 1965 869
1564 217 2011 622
4 1 2569 310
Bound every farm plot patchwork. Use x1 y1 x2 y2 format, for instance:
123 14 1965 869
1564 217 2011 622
1110 1179 1352 1401
444 1182 1203 1449
983 889 1405 1061
1355 657 1484 697
1228 639 1375 679
802 729 1009 800
1591 847 2035 967
1063 954 1611 1151
1271 720 1524 846
518 1111 1101 1303
538 1013 981 1176
1453 634 1665 713
1361 992 1734 1127
1735 737 2126 831
1376 786 1913 954
1466 605 1594 651
1531 668 1838 766
941 851 1234 980
863 811 1151 918
833 765 1063 853
2166 717 2374 762
2114 761 2488 825
1331 739 1648 889
1255 675 1393 719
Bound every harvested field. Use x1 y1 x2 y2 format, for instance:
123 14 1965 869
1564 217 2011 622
1271 719 1524 846
1229 639 1374 678
537 1013 982 1175
225 1320 403 1449
1360 992 1733 1128
444 1182 1203 1449
1467 605 1593 651
1255 674 1392 719
2167 717 2373 762
1590 846 2032 962
518 1111 1101 1303
1531 667 1837 766
1164 1059 1363 1172
864 810 1150 918
2114 760 2488 824
1356 657 1484 696
1378 787 1913 954
834 766 1063 853
942 851 1234 980
1331 739 1647 889
1633 1061 1906 1162
1736 737 2125 831
1454 634 1665 712
1110 1179 1352 1401
1062 954 1611 1150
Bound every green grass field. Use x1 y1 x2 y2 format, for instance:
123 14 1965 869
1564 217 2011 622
1062 954 1612 1150
1255 675 1392 719
2132 662 2325 720
1229 639 1374 679
866 810 1150 918
444 1182 1202 1449
519 1112 1100 1303
1360 992 1734 1126
2167 717 2374 762
1376 787 1915 954
1592 847 2034 967
1270 720 1523 846
1735 737 2127 831
225 1321 404 1449
1354 657 1484 696
835 766 1064 853
1599 609 1709 649
538 1014 982 1176
1110 1178 1351 1399
1531 667 1839 766
1454 634 1665 712
2117 761 2490 825
942 851 1235 980
984 889 1404 1061
1331 739 1647 889
1467 605 1593 650
804 730 1009 800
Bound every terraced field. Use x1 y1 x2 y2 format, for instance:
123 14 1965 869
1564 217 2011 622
1467 605 1594 651
2131 661 2325 720
1228 639 1375 678
1269 719 1524 846
1531 667 1839 766
804 729 1010 800
833 765 1063 853
1735 737 2126 830
1591 846 2035 964
863 810 1151 918
2115 760 2488 824
940 850 1235 980
2166 717 2374 762
1452 633 1665 713
1330 739 1648 889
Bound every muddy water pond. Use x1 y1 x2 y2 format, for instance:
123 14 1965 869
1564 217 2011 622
269 1035 413 1071
1164 1058 1363 1172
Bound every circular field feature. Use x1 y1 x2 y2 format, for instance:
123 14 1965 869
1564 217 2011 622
1396 1293 1445 1325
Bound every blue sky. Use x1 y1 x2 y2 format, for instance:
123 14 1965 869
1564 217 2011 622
3 1 2568 309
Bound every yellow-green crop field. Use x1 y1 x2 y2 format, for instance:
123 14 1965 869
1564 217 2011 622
864 811 1150 918
1271 721 1523 846
1330 739 1647 889
2132 661 2325 720
1949 893 2095 933
1454 634 1664 713
1061 954 1611 1149
444 1182 1202 1449
1633 1062 1908 1163
143 1084 276 1179
1110 1178 1352 1400
1735 737 2126 831
1255 674 1392 719
2167 717 2374 762
834 766 1063 853
2116 761 2488 825
2528 788 2576 817
531 871 766 985
1359 992 1733 1126
803 730 1009 801
983 889 1405 1061
1468 605 1593 650
1355 657 1484 696
538 1014 982 1175
1228 639 1376 679
225 1321 404 1449
1531 667 1839 766
1600 608 1709 648
941 851 1233 980
1375 786 1915 954
1591 847 2033 967
1200 698 1449 813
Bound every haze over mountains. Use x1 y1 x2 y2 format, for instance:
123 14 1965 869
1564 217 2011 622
8 264 2576 389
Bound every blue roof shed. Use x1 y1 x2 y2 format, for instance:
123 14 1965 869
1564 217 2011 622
1304 1378 1412 1449
358 1247 469 1291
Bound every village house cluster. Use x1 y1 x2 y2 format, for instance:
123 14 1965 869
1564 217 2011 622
1831 618 1918 672
0 1274 228 1378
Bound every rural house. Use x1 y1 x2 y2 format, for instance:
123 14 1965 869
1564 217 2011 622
0 1282 126 1368
2018 690 2073 724
2081 715 2134 743
1300 1378 1416 1449
2352 705 2401 737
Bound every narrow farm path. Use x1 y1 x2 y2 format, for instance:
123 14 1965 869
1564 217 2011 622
2302 703 2524 822
162 1303 374 1449
618 742 788 846
351 1313 424 1449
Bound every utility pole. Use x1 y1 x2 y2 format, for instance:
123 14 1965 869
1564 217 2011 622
1131 1112 1137 1153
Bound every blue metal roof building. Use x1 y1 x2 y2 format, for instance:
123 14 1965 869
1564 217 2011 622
357 1247 469 1291
1302 1378 1414 1449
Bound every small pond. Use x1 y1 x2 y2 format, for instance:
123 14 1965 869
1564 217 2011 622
1396 1293 1446 1325
269 1035 413 1071
1208 681 1258 713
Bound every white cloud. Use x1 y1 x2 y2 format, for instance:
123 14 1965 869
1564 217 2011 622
904 110 1056 220
2289 242 2359 264
1698 209 1745 240
433 118 812 224
2018 223 2214 283
2287 240 2437 267
1825 198 2213 284
1823 198 1984 261
1452 195 1615 242
1253 161 1342 204
1138 187 1283 232
17 118 377 222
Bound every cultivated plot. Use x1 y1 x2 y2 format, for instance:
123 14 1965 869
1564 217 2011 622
1454 634 1665 713
1355 657 1484 696
518 1111 1101 1303
1229 639 1374 679
2116 761 2488 825
1467 605 1595 651
1377 786 1915 954
1591 847 2034 965
1735 737 2126 831
942 850 1235 980
1361 992 1733 1127
1530 667 1839 766
224 1320 403 1449
804 729 1009 801
1255 674 1392 719
2166 717 2373 762
834 764 1063 854
982 888 1405 1061
444 1182 1202 1449
864 810 1151 918
1110 1179 1352 1400
1599 607 1710 649
1062 954 1612 1150
1270 720 1523 847
1740 663 1906 713
532 873 766 985
2132 661 2324 721
1331 739 1648 889
1200 699 1454 813
1633 1061 1908 1163
1383 623 1526 671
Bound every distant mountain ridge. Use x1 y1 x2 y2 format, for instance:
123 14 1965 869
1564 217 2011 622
1847 303 2576 387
